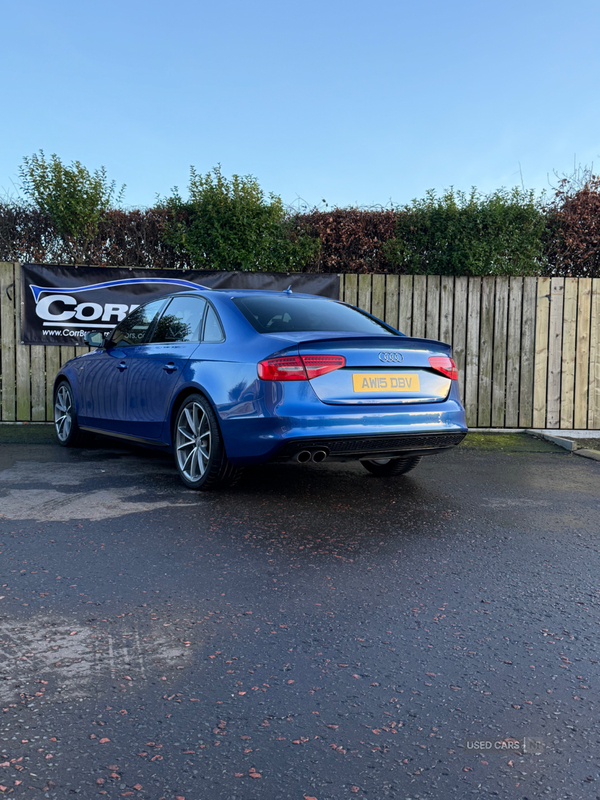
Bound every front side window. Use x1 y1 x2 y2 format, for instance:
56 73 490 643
151 296 206 343
108 299 166 347
233 296 399 335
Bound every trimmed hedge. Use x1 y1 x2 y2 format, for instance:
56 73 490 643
383 188 547 277
0 204 192 268
161 166 320 272
291 208 397 273
544 175 600 278
1 175 600 277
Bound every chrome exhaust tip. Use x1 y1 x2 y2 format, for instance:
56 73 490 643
312 450 327 463
295 450 312 464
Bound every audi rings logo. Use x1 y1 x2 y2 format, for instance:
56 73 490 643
378 352 403 363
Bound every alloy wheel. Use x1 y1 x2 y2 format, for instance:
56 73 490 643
176 401 212 482
54 384 73 442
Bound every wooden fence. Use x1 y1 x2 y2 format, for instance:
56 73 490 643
1 262 599 429
340 274 599 429
0 262 91 423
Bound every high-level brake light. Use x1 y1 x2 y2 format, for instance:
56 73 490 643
257 354 346 381
428 355 458 380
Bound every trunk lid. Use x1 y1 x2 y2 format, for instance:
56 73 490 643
297 336 452 405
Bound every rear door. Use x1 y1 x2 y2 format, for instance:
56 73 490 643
298 337 452 405
125 295 208 439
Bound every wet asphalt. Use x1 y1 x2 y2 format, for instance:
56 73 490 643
0 428 599 800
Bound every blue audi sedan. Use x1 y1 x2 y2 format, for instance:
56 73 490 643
53 288 467 490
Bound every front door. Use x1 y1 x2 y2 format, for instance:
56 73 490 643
80 298 168 434
78 346 130 432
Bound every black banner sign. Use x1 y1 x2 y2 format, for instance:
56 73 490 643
20 264 340 346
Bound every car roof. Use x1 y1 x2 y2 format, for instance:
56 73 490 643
174 288 338 300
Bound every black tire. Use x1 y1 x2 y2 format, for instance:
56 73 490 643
361 455 422 476
54 380 89 447
173 393 243 490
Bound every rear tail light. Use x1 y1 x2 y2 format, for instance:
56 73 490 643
257 356 307 381
301 354 346 379
428 355 458 380
257 354 346 381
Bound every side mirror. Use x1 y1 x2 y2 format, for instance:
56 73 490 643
84 330 105 348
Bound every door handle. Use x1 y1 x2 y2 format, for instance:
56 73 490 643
163 362 177 373
117 361 127 371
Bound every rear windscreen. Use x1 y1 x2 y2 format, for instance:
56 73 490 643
233 296 399 335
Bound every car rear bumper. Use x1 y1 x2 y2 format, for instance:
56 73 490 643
220 397 467 464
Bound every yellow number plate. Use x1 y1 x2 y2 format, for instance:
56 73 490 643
352 373 420 392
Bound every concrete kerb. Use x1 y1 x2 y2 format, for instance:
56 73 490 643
525 429 600 461
575 449 600 461
525 430 579 451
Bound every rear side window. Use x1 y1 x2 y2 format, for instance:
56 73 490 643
151 296 206 343
233 296 398 335
203 304 225 342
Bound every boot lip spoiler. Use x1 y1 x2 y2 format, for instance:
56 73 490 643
295 334 452 353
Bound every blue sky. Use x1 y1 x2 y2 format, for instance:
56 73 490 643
2 0 599 210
